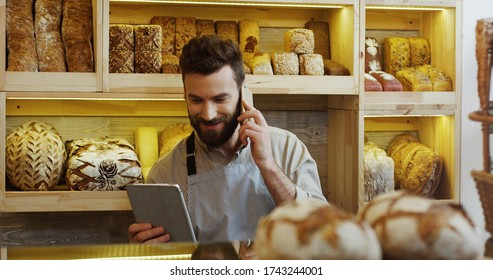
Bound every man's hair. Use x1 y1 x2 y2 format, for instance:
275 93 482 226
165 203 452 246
179 35 245 89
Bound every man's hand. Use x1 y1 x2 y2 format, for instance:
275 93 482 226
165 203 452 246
128 222 171 244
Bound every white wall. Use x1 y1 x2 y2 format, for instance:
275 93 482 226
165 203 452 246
461 0 492 242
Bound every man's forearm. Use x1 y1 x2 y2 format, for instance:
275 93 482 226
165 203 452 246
259 162 296 206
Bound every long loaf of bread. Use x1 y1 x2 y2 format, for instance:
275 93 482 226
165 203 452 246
35 0 66 72
6 0 38 71
61 0 94 72
239 19 260 64
150 16 176 55
175 17 196 57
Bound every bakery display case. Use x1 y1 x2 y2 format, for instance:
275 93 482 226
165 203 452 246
359 0 461 211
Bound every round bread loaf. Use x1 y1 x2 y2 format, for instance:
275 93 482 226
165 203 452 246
158 123 193 157
6 121 66 191
387 133 443 197
254 199 382 259
358 190 483 259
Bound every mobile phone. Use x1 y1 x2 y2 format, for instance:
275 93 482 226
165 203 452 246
241 85 254 113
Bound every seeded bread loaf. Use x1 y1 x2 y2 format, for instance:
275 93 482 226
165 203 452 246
299 54 324 75
415 64 453 91
396 67 433 91
196 19 215 37
215 21 238 45
109 24 134 73
272 52 299 75
175 17 196 57
161 54 181 74
150 16 176 55
409 37 431 66
247 53 273 75
284 28 315 54
6 0 38 71
384 37 410 76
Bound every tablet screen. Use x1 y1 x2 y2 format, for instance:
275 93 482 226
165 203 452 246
126 183 197 242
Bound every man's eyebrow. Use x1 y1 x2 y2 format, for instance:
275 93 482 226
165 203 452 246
187 92 232 99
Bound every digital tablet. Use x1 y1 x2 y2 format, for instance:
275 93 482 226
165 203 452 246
125 183 197 243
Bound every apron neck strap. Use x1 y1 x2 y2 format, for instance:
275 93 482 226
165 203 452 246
186 132 197 176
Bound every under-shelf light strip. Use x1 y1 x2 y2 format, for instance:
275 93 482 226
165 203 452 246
110 0 344 9
366 6 445 11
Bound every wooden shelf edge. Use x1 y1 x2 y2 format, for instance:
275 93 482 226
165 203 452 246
3 191 132 212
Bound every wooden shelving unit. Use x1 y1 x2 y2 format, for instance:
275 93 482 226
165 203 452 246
0 0 461 215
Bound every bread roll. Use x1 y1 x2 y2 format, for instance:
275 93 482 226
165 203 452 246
150 16 176 55
299 54 324 75
247 53 273 75
384 37 410 75
196 19 215 38
364 142 394 201
386 133 442 197
364 73 382 91
215 21 238 45
161 54 181 74
62 0 94 72
255 199 382 260
323 59 350 76
6 122 65 191
6 0 38 71
365 37 382 73
239 19 260 64
305 20 330 59
358 191 482 259
175 17 196 57
370 71 403 91
284 28 314 54
159 124 193 157
415 64 453 91
272 52 299 75
34 0 66 72
409 37 431 66
65 138 143 191
396 67 433 91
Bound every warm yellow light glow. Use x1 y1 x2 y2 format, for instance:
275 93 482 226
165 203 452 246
92 253 192 260
366 6 445 11
110 0 344 9
364 114 449 117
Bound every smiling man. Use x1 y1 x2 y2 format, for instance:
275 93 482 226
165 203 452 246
128 35 327 243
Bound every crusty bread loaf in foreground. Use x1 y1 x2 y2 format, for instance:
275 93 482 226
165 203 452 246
358 190 482 259
255 199 382 259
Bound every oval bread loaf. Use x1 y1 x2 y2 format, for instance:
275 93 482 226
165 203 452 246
254 199 382 260
358 191 483 259
6 121 66 191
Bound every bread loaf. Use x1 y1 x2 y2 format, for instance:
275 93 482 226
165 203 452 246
161 54 181 74
409 37 431 66
364 73 383 92
159 123 194 157
323 59 350 76
109 24 134 73
386 133 442 197
61 0 94 72
6 122 65 191
135 127 159 181
396 67 433 91
150 16 176 55
416 64 453 91
134 25 162 51
6 0 38 71
365 37 382 73
299 54 324 75
135 50 162 73
384 37 410 75
196 19 215 37
272 52 299 75
305 20 330 59
247 53 273 75
65 138 143 191
370 71 403 91
284 28 314 54
255 199 382 260
175 17 197 57
34 0 66 72
215 21 238 45
364 142 394 201
358 191 482 259
239 19 260 64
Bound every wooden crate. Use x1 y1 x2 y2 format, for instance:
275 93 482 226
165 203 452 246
1 0 103 92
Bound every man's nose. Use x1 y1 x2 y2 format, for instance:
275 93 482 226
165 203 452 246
202 102 217 121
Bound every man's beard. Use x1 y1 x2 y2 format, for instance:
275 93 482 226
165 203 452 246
189 100 242 148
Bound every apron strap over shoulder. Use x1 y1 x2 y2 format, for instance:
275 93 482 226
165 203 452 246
186 132 197 176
